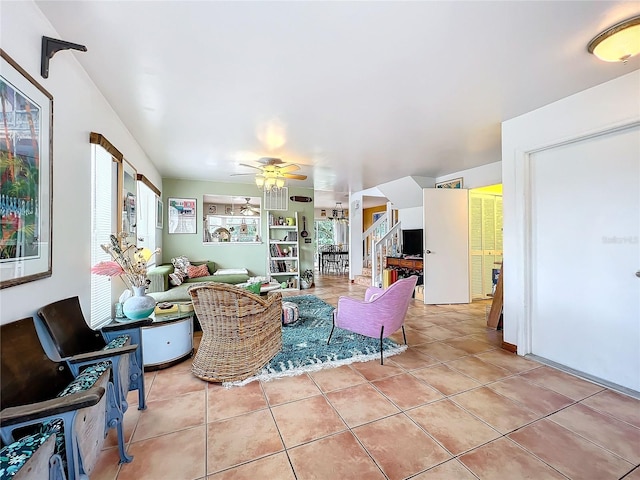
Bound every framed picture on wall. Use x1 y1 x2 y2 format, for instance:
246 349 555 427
436 177 463 189
156 197 163 229
167 197 197 234
373 212 384 223
0 50 53 289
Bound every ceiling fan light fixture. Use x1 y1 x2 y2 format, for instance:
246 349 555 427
246 157 300 192
588 15 640 63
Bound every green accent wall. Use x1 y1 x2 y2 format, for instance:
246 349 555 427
161 178 315 277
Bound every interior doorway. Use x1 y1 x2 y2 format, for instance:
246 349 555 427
314 219 349 269
469 184 503 300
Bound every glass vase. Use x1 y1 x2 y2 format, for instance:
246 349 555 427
122 285 155 320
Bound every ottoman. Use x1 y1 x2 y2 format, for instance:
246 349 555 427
282 301 300 325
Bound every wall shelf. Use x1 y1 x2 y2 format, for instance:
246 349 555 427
267 211 300 289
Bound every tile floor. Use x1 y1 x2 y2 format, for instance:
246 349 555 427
93 273 640 480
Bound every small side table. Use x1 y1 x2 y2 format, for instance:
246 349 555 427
141 311 194 371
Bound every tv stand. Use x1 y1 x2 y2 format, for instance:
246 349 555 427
385 256 423 270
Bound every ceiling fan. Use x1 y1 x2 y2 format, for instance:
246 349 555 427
233 157 308 183
239 197 260 216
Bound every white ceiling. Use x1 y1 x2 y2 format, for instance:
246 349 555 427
37 1 640 207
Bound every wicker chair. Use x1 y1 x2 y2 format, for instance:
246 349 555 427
188 282 283 382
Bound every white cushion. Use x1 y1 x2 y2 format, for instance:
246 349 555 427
213 268 249 276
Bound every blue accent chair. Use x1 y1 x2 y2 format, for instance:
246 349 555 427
0 318 113 480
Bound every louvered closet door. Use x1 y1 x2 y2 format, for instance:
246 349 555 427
470 196 484 299
470 193 503 299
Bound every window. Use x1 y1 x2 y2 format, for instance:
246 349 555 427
136 181 157 254
90 144 116 327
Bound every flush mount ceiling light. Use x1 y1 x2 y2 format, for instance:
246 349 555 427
588 15 640 63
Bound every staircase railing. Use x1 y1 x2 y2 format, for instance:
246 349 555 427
372 221 402 287
363 212 388 269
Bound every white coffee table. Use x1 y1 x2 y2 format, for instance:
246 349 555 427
237 281 282 295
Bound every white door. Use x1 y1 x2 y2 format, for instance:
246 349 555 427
530 125 640 391
423 189 470 304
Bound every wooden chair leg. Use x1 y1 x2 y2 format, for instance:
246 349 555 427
402 325 407 345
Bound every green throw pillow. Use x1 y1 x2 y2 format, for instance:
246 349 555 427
244 282 261 294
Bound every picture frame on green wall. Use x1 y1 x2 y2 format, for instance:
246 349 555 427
0 50 53 289
168 197 197 234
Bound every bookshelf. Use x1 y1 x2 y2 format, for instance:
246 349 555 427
267 211 300 290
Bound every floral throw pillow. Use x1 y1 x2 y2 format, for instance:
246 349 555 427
171 256 191 276
187 264 209 279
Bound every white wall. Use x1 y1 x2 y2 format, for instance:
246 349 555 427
436 161 501 189
398 207 423 229
502 70 640 388
348 191 364 280
0 1 161 325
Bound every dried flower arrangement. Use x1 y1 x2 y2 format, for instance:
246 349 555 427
91 233 160 289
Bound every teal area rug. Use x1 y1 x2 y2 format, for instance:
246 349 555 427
225 295 407 387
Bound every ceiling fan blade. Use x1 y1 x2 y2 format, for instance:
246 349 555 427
230 173 254 176
283 173 307 180
238 163 263 171
278 164 300 173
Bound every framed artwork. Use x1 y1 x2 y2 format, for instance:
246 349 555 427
436 177 463 189
167 197 197 234
0 50 53 289
372 212 384 223
156 196 163 229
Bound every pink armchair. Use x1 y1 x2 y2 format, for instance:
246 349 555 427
328 275 419 364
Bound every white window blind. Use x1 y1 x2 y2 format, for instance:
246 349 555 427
135 182 157 254
90 145 115 328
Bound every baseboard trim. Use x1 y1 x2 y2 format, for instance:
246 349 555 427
526 354 640 399
501 341 517 353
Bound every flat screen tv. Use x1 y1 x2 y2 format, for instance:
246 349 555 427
402 229 423 257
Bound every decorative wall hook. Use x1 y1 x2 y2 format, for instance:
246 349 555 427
41 36 87 78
